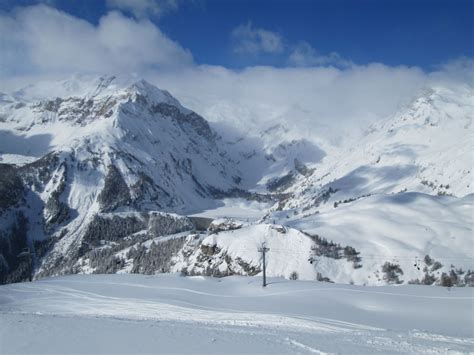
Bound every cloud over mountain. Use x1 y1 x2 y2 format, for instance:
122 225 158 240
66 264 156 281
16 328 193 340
1 5 472 143
0 4 192 77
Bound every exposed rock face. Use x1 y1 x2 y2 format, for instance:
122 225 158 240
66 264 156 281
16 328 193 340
43 163 70 230
175 235 262 278
294 158 313 177
188 217 213 231
208 218 243 234
98 165 132 212
130 172 167 209
151 103 215 142
0 164 24 212
266 172 296 192
20 153 60 191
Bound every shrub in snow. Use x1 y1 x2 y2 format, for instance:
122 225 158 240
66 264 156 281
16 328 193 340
382 262 404 284
421 272 437 285
411 262 473 287
431 261 443 272
464 270 474 286
307 233 362 268
424 255 433 267
439 272 454 287
289 271 299 280
316 272 333 283
310 236 342 259
343 246 362 268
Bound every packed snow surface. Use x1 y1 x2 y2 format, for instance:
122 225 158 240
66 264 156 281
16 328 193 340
1 274 473 354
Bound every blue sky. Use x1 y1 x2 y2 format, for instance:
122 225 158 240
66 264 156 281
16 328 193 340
1 0 473 70
1 0 472 137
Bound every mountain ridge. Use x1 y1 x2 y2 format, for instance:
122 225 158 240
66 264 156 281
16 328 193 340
0 76 472 286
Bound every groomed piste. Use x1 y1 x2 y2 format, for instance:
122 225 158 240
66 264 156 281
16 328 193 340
1 274 472 354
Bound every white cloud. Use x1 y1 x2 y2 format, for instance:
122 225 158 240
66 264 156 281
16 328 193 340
429 57 474 86
0 5 192 78
289 41 352 68
106 0 179 19
0 5 471 145
231 22 284 54
149 63 427 142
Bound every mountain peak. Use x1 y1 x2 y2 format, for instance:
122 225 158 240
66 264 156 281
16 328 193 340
126 79 185 111
9 75 172 103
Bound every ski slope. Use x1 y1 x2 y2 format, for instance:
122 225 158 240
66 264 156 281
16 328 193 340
1 274 473 354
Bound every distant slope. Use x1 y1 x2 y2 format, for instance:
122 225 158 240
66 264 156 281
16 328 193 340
276 85 473 213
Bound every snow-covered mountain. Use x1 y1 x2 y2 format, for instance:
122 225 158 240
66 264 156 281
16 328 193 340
0 76 244 282
275 84 473 211
0 76 472 287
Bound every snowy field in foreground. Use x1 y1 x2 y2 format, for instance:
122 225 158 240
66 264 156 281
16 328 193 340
0 274 473 354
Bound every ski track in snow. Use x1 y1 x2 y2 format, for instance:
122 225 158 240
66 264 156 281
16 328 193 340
2 283 352 334
33 278 474 300
1 274 473 354
286 338 331 354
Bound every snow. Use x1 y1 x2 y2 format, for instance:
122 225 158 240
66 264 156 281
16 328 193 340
0 76 473 353
0 153 37 165
169 192 473 286
0 274 472 354
280 84 474 214
0 75 472 287
190 197 273 220
283 193 474 285
193 224 316 279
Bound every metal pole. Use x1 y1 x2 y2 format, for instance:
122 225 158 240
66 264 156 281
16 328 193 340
258 242 270 287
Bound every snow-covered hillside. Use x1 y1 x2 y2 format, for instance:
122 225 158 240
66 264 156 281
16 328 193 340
0 76 239 211
68 213 472 287
1 274 473 354
0 76 243 282
277 84 473 213
0 76 472 288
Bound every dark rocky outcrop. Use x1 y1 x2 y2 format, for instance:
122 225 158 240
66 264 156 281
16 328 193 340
150 103 215 142
267 172 296 192
208 218 242 234
0 212 30 284
44 163 70 230
0 164 24 213
97 165 131 212
20 152 60 191
294 158 314 177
